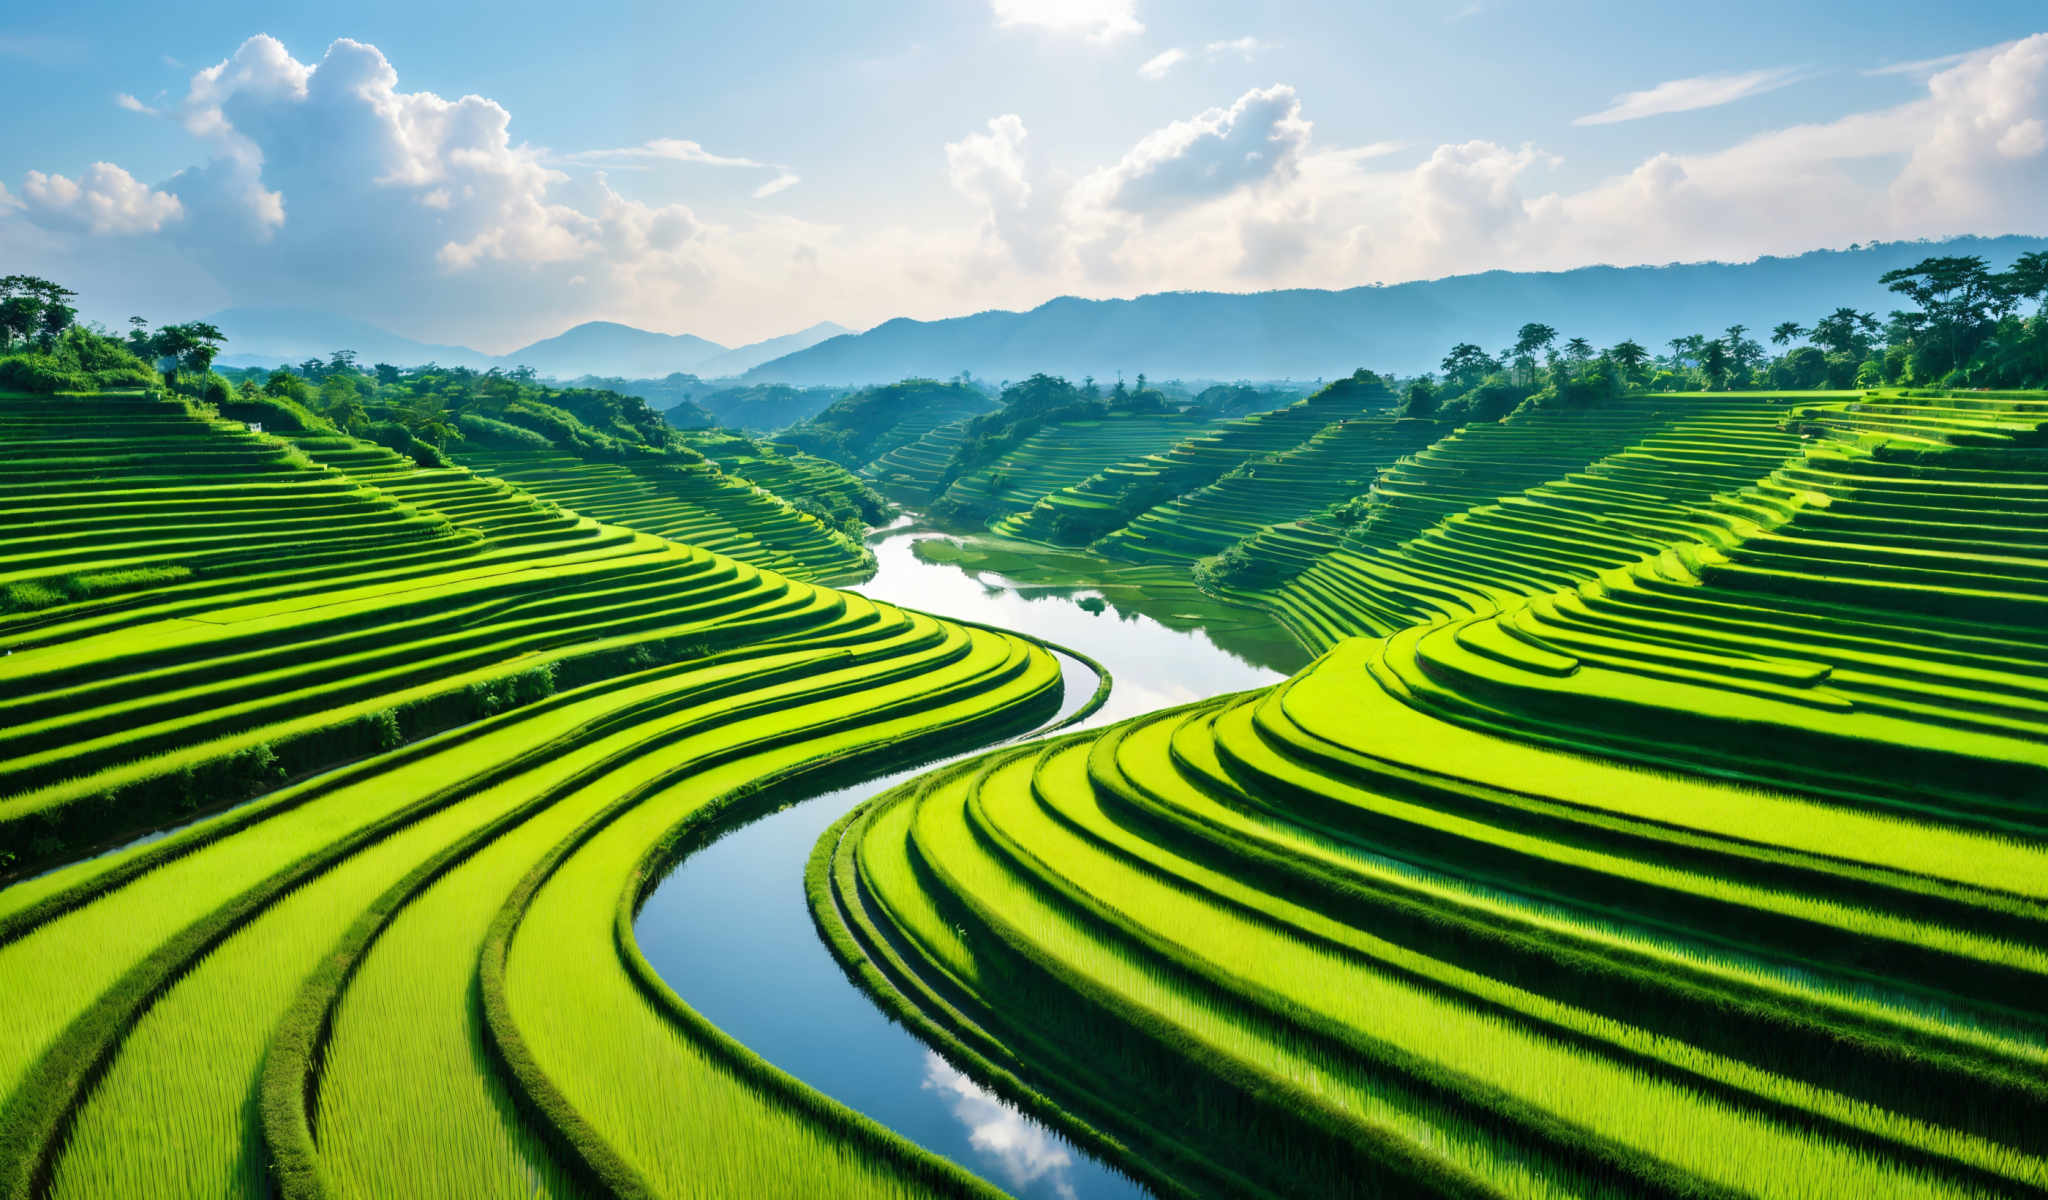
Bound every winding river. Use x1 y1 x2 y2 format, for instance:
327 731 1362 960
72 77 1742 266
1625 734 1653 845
634 522 1306 1198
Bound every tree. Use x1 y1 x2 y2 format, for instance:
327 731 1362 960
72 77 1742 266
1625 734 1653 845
1723 324 1764 378
2001 251 2048 316
1608 339 1650 383
1400 379 1440 417
1513 323 1558 385
0 276 77 348
1879 256 2011 375
1770 321 1807 347
1809 308 1880 358
1667 334 1707 370
1700 339 1733 391
1563 337 1594 377
147 322 223 390
1440 343 1494 389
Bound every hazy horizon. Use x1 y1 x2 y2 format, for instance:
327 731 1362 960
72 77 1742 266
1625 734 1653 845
2 2 2044 352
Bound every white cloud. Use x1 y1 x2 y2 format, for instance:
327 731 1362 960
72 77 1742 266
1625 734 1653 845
1204 36 1272 60
752 171 801 199
1575 66 1808 126
1863 49 1986 78
922 1053 1075 1197
19 164 183 235
114 92 159 115
1138 36 1271 80
1137 48 1185 81
560 138 766 169
10 31 2048 352
947 113 1057 271
990 0 1141 42
1079 84 1310 217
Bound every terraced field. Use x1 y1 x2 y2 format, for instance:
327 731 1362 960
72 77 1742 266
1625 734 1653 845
931 413 1215 526
819 388 2048 1199
861 418 973 504
453 446 874 583
0 390 1064 1198
995 373 1396 549
1095 415 1448 566
1244 392 1820 646
9 381 2045 1200
679 428 887 530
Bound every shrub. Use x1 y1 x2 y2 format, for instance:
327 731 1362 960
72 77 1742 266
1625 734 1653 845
0 353 91 393
456 412 553 450
218 391 333 434
362 420 454 468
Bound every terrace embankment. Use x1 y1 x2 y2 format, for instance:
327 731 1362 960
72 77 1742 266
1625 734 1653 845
0 390 1074 1199
818 388 2048 1200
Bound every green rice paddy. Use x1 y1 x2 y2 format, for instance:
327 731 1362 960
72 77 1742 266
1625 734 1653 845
3 382 2043 1198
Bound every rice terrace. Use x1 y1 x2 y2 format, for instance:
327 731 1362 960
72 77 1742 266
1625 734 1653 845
3 6 2047 1198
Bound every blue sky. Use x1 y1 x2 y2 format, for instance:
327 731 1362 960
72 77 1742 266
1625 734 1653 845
1 1 2043 350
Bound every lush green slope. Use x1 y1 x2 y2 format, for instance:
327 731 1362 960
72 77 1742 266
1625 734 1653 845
775 379 995 469
858 417 974 504
994 371 1396 548
818 387 2048 1200
451 446 875 583
929 413 1215 527
676 428 890 533
0 389 1064 1199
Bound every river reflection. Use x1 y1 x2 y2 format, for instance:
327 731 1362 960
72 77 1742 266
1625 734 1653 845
634 521 1298 1197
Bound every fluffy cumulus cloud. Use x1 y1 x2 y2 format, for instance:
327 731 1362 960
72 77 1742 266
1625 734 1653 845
947 33 2048 296
1082 84 1310 216
3 35 754 343
9 30 2048 349
18 163 182 235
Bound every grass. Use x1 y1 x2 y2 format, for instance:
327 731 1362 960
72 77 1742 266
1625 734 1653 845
0 389 1069 1200
7 384 2048 1200
813 388 2048 1200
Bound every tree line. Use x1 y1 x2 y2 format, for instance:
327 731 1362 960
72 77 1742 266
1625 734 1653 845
1400 252 2048 423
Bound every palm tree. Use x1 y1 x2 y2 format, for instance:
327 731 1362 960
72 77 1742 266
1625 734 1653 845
1770 321 1807 347
1513 323 1559 386
1701 339 1733 390
1609 339 1650 383
1564 337 1594 377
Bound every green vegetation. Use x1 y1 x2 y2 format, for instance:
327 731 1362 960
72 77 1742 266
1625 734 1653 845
822 381 2048 1200
775 378 993 464
6 255 2047 1200
0 367 1064 1198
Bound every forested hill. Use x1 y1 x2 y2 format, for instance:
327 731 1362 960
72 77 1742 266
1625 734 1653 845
743 236 2048 385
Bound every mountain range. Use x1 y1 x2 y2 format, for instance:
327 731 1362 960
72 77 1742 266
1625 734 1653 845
739 237 2048 385
207 236 2048 389
209 310 850 380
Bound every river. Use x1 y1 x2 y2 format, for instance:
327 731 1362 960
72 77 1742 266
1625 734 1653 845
633 521 1303 1199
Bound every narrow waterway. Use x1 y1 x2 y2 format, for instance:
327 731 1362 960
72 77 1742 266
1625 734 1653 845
634 522 1302 1198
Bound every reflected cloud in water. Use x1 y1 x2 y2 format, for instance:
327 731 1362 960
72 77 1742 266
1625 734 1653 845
923 1051 1080 1199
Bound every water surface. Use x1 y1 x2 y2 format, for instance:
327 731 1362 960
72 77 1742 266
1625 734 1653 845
635 522 1296 1197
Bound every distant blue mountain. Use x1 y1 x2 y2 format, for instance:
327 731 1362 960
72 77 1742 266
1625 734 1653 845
208 309 851 383
689 322 852 378
209 307 496 371
741 236 2048 385
498 321 726 380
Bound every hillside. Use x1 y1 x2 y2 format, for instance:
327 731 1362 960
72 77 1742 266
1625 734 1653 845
819 385 2048 1200
744 236 2048 384
208 312 848 385
210 307 497 371
688 322 851 378
0 387 1061 1199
